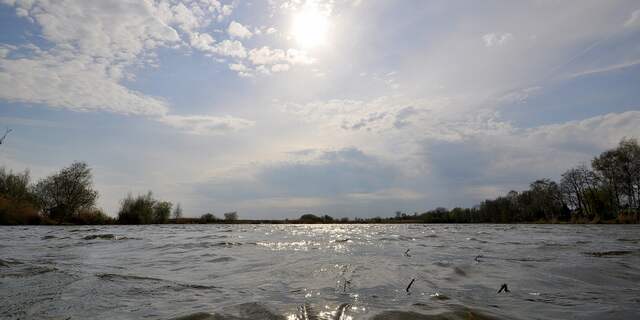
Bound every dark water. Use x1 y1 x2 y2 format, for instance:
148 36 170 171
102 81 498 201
1 224 639 319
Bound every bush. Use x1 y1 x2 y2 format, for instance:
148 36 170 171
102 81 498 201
299 214 321 222
153 201 172 223
224 211 238 221
0 168 34 201
72 208 113 225
117 192 172 224
200 213 218 223
0 168 43 225
0 195 43 225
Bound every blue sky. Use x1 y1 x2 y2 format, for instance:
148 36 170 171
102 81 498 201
1 0 639 218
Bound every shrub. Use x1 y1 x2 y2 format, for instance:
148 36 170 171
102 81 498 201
299 214 321 222
224 211 238 221
72 208 113 225
153 201 172 223
200 213 218 223
0 168 42 225
0 195 42 225
117 192 172 224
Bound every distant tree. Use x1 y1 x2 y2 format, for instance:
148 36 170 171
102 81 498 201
173 203 183 220
322 214 334 222
528 179 566 222
200 213 218 223
561 165 599 219
593 138 640 213
117 192 155 224
224 211 238 221
117 192 172 224
153 201 172 223
0 168 33 201
33 162 98 222
299 213 321 222
0 167 40 225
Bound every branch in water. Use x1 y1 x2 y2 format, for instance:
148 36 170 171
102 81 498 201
406 278 415 293
497 283 510 293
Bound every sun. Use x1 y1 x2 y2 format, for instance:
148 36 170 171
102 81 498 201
291 4 330 49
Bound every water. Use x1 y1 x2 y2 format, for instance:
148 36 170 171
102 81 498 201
1 224 639 319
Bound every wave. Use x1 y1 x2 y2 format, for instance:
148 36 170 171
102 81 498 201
96 273 220 291
83 234 138 240
168 302 502 320
583 250 633 257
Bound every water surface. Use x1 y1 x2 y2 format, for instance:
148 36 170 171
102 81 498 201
1 224 639 319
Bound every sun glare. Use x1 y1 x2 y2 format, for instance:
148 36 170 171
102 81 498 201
291 4 330 48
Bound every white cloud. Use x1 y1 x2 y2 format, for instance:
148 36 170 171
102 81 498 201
281 95 487 138
248 46 315 66
285 48 315 65
625 9 640 28
482 33 513 47
228 21 253 39
0 0 198 116
221 5 233 16
189 32 216 52
0 0 261 132
567 59 640 78
0 51 169 116
497 86 542 104
520 110 640 151
214 39 247 58
248 46 285 65
229 62 249 72
158 114 255 135
271 63 290 72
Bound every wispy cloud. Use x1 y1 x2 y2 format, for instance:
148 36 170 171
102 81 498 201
567 59 640 78
158 114 255 135
482 33 513 47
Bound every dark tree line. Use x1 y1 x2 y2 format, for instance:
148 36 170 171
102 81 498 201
402 138 640 223
0 161 179 225
0 162 108 224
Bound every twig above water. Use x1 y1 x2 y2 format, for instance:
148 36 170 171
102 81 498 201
497 283 510 293
406 278 415 293
343 279 351 292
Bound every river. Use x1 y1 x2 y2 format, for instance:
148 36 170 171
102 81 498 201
1 224 639 319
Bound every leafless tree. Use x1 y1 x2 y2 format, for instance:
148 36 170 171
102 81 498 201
33 162 98 222
0 128 12 146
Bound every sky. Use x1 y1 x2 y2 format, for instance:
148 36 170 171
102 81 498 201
1 0 639 219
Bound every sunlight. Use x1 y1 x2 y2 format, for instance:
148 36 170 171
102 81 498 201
291 3 330 48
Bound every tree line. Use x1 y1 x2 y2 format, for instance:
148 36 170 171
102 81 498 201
392 138 639 223
1 138 638 224
0 162 194 224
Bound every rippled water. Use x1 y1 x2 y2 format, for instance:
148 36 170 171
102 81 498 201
1 224 639 319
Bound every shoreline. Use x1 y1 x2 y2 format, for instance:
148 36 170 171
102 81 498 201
2 219 638 226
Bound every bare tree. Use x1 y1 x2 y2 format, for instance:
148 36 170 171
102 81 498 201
0 128 12 146
33 162 98 222
224 211 238 221
173 203 183 220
